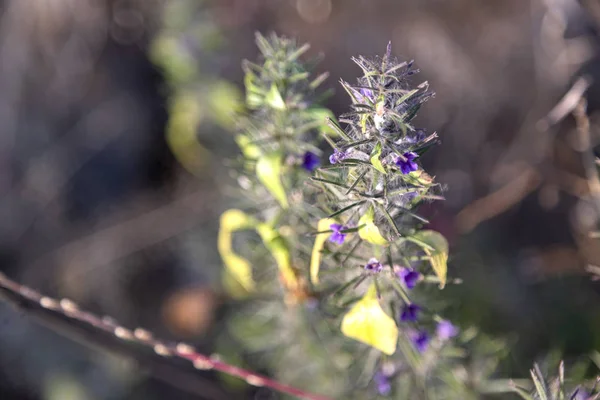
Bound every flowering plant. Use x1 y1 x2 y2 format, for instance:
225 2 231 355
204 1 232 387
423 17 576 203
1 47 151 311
217 33 495 399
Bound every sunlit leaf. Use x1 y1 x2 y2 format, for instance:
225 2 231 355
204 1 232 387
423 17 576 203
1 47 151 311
244 70 264 109
166 93 207 174
256 152 289 208
235 135 262 159
370 142 386 174
256 223 298 289
410 230 448 288
266 83 286 110
218 210 257 295
358 206 389 246
310 218 335 284
341 284 398 355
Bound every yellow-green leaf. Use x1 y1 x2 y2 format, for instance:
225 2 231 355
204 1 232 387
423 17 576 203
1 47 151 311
310 218 335 284
244 70 263 109
235 135 262 159
266 83 286 110
256 152 289 208
411 230 448 288
370 142 386 174
341 284 398 355
166 93 207 174
358 206 389 245
256 223 298 289
218 210 257 294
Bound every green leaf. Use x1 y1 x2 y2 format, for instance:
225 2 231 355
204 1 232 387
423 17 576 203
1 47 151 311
310 218 335 284
218 209 257 296
256 152 289 208
370 142 386 174
358 206 389 246
266 84 286 110
410 230 448 288
341 283 398 355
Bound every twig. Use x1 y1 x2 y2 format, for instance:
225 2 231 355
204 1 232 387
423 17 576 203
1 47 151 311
573 99 600 215
456 166 541 233
0 272 332 400
458 77 595 233
537 76 593 131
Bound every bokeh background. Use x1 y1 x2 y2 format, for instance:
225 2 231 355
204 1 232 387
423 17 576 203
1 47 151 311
0 0 599 399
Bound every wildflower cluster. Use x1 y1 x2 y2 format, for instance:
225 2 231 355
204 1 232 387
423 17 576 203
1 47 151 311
308 41 455 354
219 34 476 398
217 34 599 400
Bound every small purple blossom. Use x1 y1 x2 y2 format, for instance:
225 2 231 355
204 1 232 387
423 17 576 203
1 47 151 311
409 330 430 353
364 258 383 273
400 304 420 322
394 152 419 174
374 371 391 396
396 267 421 289
352 87 375 103
436 320 459 341
404 191 418 202
329 148 349 164
360 88 375 102
329 223 346 244
301 151 320 172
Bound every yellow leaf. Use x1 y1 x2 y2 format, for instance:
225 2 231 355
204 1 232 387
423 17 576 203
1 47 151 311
266 84 286 110
411 230 448 288
166 93 207 174
256 223 298 290
256 152 289 208
370 142 386 174
218 210 257 294
310 218 335 284
235 135 262 159
341 284 398 355
358 206 389 246
244 70 263 109
221 253 254 297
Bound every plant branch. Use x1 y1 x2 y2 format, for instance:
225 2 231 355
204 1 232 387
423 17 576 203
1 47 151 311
0 272 332 400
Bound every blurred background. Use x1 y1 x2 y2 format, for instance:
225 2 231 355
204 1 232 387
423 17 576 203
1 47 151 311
0 0 599 398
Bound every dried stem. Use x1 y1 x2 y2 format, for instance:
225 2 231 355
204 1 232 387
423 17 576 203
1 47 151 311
573 99 600 216
0 272 332 400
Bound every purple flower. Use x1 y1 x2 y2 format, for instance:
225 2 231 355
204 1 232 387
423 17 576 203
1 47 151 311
404 191 418 202
364 258 383 273
352 87 375 103
329 223 346 244
301 151 320 172
436 320 459 341
374 371 391 396
360 88 375 102
394 152 418 174
329 148 348 164
400 304 420 322
397 267 421 289
409 330 430 353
